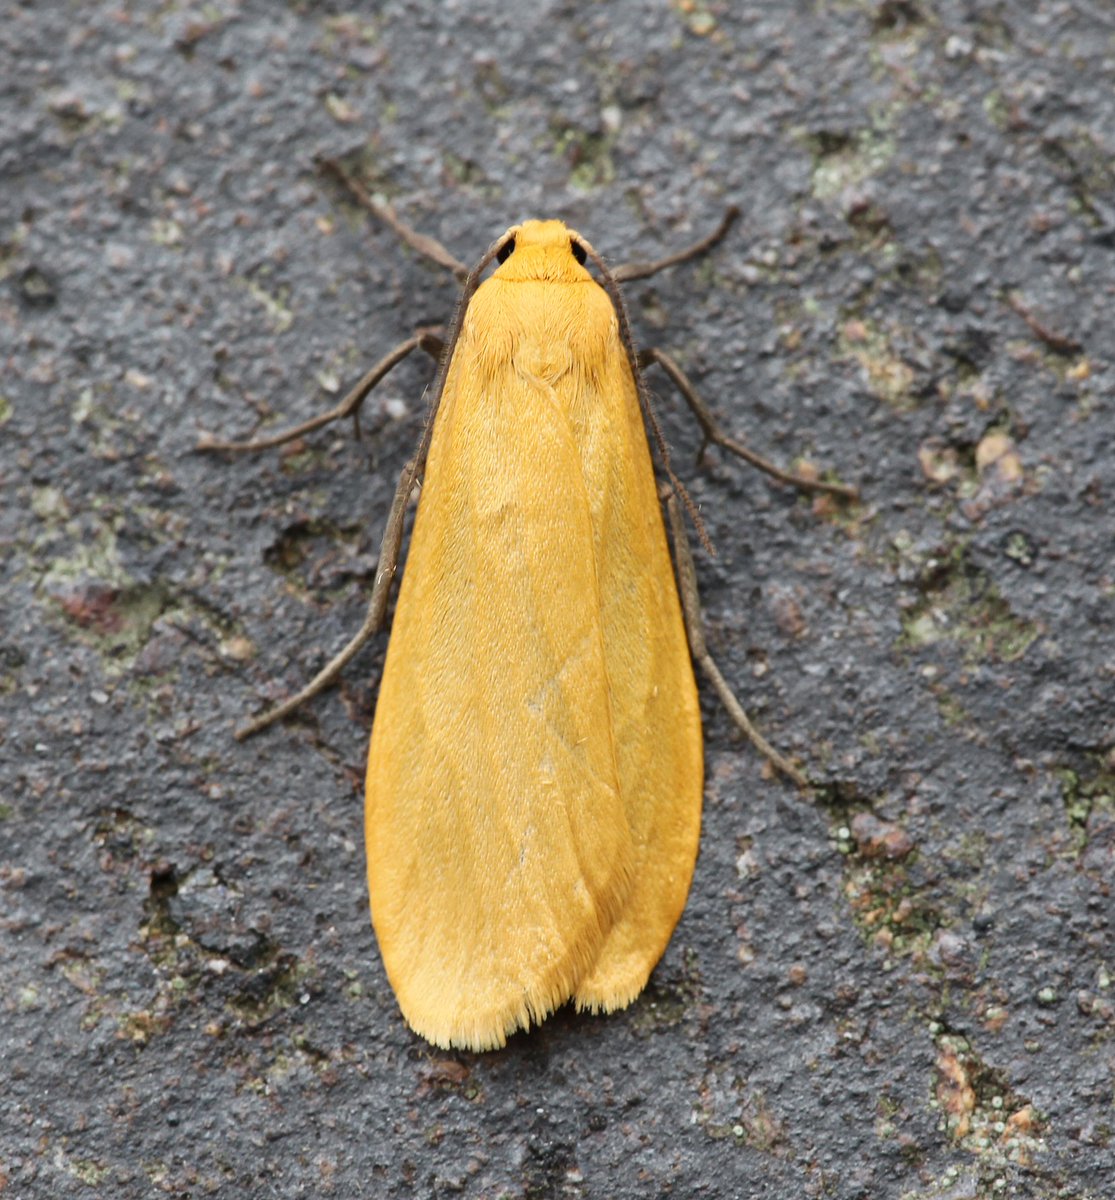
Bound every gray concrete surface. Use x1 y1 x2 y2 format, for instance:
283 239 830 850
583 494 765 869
1 2 1112 1197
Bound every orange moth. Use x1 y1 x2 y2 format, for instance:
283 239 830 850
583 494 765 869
200 174 854 1051
366 219 703 1049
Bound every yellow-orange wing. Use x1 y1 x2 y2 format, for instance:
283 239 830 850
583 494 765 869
365 221 702 1050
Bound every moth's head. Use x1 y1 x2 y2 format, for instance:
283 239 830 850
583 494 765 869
490 220 594 283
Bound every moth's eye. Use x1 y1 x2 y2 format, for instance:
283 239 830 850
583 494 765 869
570 239 587 265
497 237 516 264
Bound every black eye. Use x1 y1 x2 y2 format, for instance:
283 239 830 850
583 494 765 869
570 239 587 265
497 237 516 263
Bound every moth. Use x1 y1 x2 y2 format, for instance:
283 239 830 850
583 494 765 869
200 164 854 1050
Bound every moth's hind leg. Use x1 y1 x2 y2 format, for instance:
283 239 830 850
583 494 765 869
232 454 424 741
196 330 443 454
661 485 813 794
640 347 858 501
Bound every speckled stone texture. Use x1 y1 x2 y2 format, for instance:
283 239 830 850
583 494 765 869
1 2 1112 1197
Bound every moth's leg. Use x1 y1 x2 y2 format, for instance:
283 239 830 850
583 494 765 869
317 156 470 283
196 330 444 454
613 209 740 283
233 456 422 741
662 485 813 793
641 347 859 501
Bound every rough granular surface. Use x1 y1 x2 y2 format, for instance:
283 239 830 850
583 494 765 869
1 3 1111 1197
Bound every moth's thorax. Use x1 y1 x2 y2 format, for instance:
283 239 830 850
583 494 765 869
461 272 619 387
454 220 623 389
491 219 594 284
